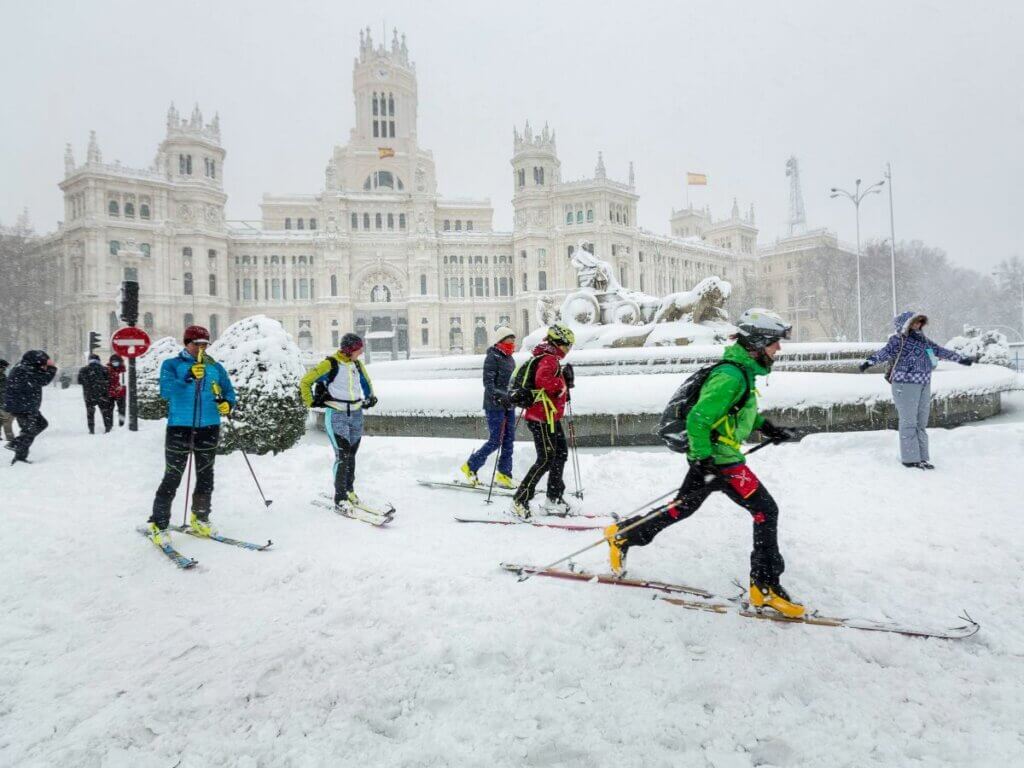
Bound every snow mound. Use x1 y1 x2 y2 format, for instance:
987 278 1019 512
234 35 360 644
209 315 306 455
136 336 180 420
946 327 1011 367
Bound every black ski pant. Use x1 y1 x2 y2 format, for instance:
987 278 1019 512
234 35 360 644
86 397 113 433
10 411 47 460
332 437 360 503
106 395 125 427
620 462 785 584
514 419 568 505
149 425 220 529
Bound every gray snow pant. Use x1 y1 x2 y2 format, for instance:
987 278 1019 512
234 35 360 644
892 381 931 463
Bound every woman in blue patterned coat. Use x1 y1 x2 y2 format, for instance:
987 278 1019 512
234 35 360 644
859 311 974 468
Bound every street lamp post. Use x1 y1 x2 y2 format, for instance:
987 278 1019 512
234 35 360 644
884 162 898 316
830 178 885 342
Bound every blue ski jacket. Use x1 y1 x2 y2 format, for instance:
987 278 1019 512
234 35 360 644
160 349 237 427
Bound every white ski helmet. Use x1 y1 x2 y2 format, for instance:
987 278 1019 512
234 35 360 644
735 308 792 350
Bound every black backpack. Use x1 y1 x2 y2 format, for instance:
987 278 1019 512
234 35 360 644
508 355 546 408
656 361 751 454
312 357 340 407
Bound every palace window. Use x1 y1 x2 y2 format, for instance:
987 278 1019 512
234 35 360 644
140 243 151 257
443 219 450 231
538 271 547 291
566 211 573 225
587 209 594 222
517 168 525 188
209 274 217 296
330 274 338 297
421 328 428 345
387 213 394 229
109 240 120 255
297 218 305 230
272 278 282 299
375 213 382 230
299 279 310 299
243 279 252 300
420 274 427 295
363 213 370 229
285 217 291 230
521 272 527 292
351 213 358 230
533 166 544 185
108 200 119 217
183 272 193 296
455 220 462 232
399 213 406 229
140 203 150 219
124 202 135 218
309 218 317 230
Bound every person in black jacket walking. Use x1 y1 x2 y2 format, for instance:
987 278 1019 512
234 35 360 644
4 350 57 464
460 326 518 489
0 359 15 443
77 354 112 433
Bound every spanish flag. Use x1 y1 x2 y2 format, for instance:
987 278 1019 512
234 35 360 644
378 147 395 159
686 172 708 186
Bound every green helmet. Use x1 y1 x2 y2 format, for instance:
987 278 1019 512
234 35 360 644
546 323 575 347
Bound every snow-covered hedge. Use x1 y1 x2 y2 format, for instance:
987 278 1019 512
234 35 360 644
946 327 1011 367
209 315 306 455
136 336 180 420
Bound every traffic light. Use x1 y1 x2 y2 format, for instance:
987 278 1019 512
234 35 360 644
88 331 101 354
120 280 139 325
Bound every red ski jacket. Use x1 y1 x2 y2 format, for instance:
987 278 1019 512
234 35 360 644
107 363 126 399
522 342 568 426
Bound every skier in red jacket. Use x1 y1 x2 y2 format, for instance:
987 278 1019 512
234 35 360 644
105 354 127 428
510 323 575 519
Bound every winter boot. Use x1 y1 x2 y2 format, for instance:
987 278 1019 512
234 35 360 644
902 462 927 469
148 522 173 548
189 512 216 538
604 524 630 577
509 499 532 521
346 490 361 506
542 496 573 516
919 461 935 470
460 463 479 487
749 579 805 618
494 472 517 490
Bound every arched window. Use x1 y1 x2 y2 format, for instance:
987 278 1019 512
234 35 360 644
109 240 120 255
242 279 252 300
370 284 391 303
363 213 370 229
443 220 451 231
330 274 338 296
108 200 119 217
299 279 310 299
538 271 547 291
143 312 154 332
387 213 394 229
587 209 594 222
209 315 219 340
298 255 307 265
140 203 150 219
399 213 406 229
285 217 292 230
140 243 151 257
351 212 358 230
420 274 427 295
209 274 217 296
517 168 525 188
566 211 573 225
455 220 462 231
297 218 305 230
271 278 281 299
466 221 473 231
309 218 317 230
183 272 193 296
576 210 584 224
375 213 382 230
124 202 135 218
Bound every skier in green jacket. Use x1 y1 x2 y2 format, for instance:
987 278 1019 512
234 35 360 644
604 309 804 617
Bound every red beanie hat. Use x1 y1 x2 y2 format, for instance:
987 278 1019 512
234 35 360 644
184 325 211 344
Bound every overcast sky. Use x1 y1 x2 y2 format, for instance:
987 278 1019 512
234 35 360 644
2 0 1020 271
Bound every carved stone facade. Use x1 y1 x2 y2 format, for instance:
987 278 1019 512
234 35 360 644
33 28 842 364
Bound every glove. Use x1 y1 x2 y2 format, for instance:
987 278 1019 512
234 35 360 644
958 357 974 366
562 363 575 389
688 455 717 477
362 395 378 409
216 400 231 416
858 361 871 373
186 363 206 381
495 390 513 409
760 420 798 443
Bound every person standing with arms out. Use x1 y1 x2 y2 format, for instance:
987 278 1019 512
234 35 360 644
604 309 804 618
858 311 973 469
147 326 236 547
3 350 57 465
106 354 127 428
510 323 576 520
460 326 518 489
77 354 111 434
299 333 377 509
0 359 16 444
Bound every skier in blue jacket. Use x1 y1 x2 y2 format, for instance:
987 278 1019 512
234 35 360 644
147 325 236 546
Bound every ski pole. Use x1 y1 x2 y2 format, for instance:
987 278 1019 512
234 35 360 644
182 347 204 528
484 412 510 505
214 381 273 509
515 441 778 582
566 399 583 500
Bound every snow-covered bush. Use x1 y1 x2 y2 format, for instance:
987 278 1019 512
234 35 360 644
946 326 1011 367
136 336 181 420
209 315 306 455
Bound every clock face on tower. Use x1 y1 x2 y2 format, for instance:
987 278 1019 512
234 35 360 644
375 67 389 80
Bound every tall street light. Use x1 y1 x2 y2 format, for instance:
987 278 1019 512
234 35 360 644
884 162 898 316
831 177 885 342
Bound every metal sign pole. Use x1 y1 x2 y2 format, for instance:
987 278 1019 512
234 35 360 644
128 351 138 432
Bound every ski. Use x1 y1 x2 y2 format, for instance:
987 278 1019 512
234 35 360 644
170 526 273 551
311 498 393 527
455 517 604 531
136 526 197 570
318 492 395 519
500 563 713 598
657 596 980 640
418 479 516 497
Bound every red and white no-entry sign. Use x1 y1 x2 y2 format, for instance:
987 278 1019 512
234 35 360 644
111 327 151 358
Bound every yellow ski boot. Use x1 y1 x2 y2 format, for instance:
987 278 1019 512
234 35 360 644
148 522 173 547
604 524 630 577
749 579 805 619
460 463 480 487
494 472 517 490
509 499 532 521
189 512 216 538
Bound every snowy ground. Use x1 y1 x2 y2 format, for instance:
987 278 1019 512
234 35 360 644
2 388 1023 767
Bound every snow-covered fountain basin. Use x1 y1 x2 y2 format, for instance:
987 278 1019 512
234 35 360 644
325 345 1021 447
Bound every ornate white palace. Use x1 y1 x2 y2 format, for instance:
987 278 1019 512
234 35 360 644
26 28 846 364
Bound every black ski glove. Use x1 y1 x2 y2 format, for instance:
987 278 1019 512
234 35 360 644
958 357 974 366
562 363 575 389
495 390 513 409
689 455 717 477
858 361 871 372
760 420 798 443
362 395 378 409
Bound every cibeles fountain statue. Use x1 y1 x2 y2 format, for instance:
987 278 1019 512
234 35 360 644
529 242 735 348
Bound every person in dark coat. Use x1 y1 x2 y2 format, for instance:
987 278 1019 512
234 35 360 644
0 359 15 443
460 326 518 489
106 354 127 427
3 350 57 464
77 354 112 433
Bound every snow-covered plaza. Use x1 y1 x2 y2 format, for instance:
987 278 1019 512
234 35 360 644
2 387 1022 767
